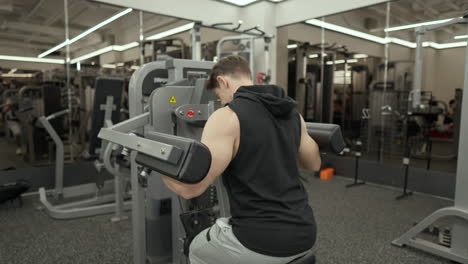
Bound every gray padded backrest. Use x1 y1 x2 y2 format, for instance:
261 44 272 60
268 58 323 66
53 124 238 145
191 79 217 105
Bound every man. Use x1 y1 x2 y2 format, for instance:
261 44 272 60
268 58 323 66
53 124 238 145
2 96 22 155
161 55 321 264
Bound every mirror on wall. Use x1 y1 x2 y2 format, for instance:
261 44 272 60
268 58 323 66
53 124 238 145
283 0 464 175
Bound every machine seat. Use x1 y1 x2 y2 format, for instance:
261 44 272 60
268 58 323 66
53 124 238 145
287 251 316 264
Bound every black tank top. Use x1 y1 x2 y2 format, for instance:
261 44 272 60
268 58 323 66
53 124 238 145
223 85 317 257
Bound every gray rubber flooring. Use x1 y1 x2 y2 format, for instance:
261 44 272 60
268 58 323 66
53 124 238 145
0 173 453 264
0 138 28 169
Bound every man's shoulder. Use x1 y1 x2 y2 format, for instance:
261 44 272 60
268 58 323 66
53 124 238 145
207 106 240 135
212 106 237 120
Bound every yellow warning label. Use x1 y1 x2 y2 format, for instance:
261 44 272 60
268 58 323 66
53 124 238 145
169 96 177 103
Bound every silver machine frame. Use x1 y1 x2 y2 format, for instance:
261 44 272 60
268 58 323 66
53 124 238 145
216 34 272 83
100 59 221 264
392 16 468 264
37 94 131 221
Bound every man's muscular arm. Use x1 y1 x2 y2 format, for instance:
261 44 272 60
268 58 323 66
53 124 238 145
161 107 239 199
297 115 321 171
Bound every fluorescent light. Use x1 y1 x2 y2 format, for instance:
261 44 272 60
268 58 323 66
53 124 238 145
305 19 463 50
69 8 132 44
70 42 138 64
422 42 438 48
116 62 124 67
146 22 195 41
306 19 386 44
8 68 17 74
385 18 456 32
433 41 467 49
130 65 140 70
1 73 34 78
455 35 468 39
102 64 116 69
71 46 113 64
326 59 358 65
76 62 81 71
38 8 133 58
385 37 417 48
353 54 368 59
421 41 467 49
220 0 258 6
114 42 138 51
38 42 68 58
308 53 327 58
0 55 64 64
287 44 298 49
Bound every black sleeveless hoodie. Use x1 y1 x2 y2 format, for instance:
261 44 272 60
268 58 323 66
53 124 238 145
223 85 317 257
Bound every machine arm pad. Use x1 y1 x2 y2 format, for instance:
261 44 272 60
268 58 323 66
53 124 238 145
306 123 345 154
135 132 212 184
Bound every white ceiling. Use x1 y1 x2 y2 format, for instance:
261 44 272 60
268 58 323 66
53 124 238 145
0 0 178 57
0 0 467 61
220 0 287 6
325 0 468 43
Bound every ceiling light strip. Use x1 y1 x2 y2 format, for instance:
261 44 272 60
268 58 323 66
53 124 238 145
306 19 465 50
220 0 258 6
38 8 133 58
146 22 195 41
454 35 468 40
306 19 386 44
0 73 35 78
0 55 65 64
385 18 457 32
70 42 138 64
70 22 195 64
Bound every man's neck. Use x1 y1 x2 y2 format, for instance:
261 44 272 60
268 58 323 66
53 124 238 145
233 79 254 93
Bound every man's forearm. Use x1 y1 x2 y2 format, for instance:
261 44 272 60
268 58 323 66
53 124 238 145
298 147 321 171
161 176 205 199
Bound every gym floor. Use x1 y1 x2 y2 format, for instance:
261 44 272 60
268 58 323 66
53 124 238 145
0 138 28 169
1 173 451 264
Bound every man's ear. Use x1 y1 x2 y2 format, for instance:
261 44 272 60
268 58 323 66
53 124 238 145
217 75 228 89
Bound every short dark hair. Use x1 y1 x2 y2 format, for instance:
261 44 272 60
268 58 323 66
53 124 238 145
206 55 252 90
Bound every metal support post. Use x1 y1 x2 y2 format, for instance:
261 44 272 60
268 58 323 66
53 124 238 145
346 141 365 188
191 22 202 61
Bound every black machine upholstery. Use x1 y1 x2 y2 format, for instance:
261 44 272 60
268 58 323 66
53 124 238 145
306 122 345 154
88 77 125 156
287 251 316 264
135 131 212 184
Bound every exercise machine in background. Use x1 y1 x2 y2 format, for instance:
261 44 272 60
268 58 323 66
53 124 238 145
37 77 130 221
392 14 468 264
216 27 273 85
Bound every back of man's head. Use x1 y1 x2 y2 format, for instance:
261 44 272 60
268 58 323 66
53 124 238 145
206 55 252 90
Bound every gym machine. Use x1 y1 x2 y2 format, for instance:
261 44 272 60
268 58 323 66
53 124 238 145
38 77 131 220
16 85 59 164
99 58 344 264
392 14 468 264
1 89 19 141
216 33 273 84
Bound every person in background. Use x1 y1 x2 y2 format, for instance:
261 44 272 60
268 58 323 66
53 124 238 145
444 99 455 125
2 82 22 155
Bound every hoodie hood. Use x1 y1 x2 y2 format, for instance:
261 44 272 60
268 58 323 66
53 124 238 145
232 85 297 118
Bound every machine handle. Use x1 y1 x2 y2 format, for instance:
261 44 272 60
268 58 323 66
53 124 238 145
46 109 70 120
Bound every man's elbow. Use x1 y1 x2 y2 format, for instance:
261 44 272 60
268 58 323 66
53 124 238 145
180 185 205 200
313 155 322 171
